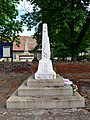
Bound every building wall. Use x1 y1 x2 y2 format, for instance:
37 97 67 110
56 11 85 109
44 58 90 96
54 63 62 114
13 51 42 61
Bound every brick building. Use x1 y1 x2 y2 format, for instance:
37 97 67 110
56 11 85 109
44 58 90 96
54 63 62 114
0 35 89 62
13 36 41 61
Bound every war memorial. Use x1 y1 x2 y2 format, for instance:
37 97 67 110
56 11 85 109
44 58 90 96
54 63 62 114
6 23 85 108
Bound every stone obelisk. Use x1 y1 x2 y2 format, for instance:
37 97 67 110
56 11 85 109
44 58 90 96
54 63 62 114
35 23 56 79
24 39 30 55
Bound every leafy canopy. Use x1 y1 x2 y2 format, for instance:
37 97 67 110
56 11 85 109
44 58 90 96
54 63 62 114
22 0 90 60
0 0 22 44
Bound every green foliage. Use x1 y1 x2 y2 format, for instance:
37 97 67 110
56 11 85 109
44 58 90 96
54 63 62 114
22 0 90 61
0 0 22 44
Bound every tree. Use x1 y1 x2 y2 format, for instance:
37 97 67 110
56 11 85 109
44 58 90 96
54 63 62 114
0 0 22 44
22 0 90 61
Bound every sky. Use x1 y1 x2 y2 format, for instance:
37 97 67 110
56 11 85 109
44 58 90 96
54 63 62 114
17 0 35 36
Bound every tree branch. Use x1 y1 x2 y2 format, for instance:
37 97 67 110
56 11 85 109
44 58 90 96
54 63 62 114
76 11 90 45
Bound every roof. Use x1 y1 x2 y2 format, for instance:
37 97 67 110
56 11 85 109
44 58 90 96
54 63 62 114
13 36 37 51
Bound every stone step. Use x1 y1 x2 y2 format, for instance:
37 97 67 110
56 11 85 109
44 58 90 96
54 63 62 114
18 81 73 96
6 91 85 108
27 74 64 87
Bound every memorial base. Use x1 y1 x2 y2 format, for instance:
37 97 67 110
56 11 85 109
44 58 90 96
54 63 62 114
6 74 85 108
35 59 56 79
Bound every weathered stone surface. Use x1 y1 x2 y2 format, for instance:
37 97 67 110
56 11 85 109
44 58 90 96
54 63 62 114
6 90 85 109
18 85 73 96
35 58 56 80
35 24 56 79
6 74 85 109
27 74 64 87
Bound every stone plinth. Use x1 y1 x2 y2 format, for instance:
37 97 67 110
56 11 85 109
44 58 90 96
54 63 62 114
35 59 56 79
18 84 73 96
6 91 85 109
27 74 64 87
6 74 85 108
